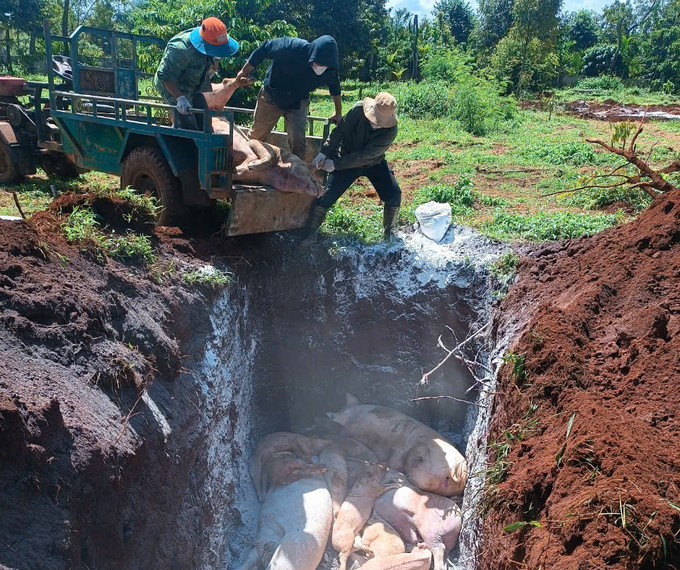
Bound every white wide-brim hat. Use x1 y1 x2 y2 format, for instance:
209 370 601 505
364 92 398 128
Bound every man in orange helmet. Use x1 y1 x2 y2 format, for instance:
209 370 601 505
155 17 242 130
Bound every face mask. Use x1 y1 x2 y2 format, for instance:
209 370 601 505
312 63 328 75
208 69 217 78
370 122 381 130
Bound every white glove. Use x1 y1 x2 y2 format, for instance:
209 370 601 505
312 153 326 169
321 159 336 173
176 95 190 115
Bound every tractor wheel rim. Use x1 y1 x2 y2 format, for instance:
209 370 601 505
132 173 157 197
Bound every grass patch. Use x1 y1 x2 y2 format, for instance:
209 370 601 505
490 252 519 299
321 200 384 245
559 184 653 213
183 266 233 289
481 210 624 241
61 206 155 265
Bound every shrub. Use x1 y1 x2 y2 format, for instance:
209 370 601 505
581 45 624 78
106 234 155 264
421 48 472 81
576 75 625 91
398 81 455 119
520 142 613 166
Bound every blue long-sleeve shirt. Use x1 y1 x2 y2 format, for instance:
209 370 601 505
247 36 341 110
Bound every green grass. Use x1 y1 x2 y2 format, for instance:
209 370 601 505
481 210 625 242
61 206 155 264
183 267 233 288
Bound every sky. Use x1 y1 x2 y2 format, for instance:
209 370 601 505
386 0 611 19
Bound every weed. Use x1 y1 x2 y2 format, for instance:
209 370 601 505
555 412 577 467
149 260 177 285
62 206 155 265
183 266 233 289
414 175 477 215
503 520 542 533
600 498 656 553
481 403 540 509
106 233 155 265
491 252 519 283
519 142 614 167
322 201 384 244
503 351 527 385
566 438 600 480
62 207 101 244
528 327 545 350
115 186 161 217
481 210 623 242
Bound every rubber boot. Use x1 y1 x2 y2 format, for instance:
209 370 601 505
383 205 400 240
301 205 328 247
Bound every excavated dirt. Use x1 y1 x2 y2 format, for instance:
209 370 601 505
480 189 680 569
0 200 245 570
566 99 680 122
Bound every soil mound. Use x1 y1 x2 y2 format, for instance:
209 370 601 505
481 190 680 569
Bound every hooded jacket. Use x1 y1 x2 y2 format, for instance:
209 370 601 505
247 35 341 110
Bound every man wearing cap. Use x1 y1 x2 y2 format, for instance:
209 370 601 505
236 35 343 159
154 17 240 131
301 92 401 245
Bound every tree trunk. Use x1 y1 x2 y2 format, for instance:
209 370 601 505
62 0 70 37
28 29 37 73
5 27 11 75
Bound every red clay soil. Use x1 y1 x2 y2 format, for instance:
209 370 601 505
480 190 680 569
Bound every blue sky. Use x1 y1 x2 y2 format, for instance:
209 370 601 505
387 0 611 18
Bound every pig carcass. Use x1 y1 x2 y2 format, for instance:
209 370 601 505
327 394 468 496
374 470 463 570
212 118 324 197
204 78 325 198
236 475 332 570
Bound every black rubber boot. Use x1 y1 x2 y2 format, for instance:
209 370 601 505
383 205 400 240
301 205 328 247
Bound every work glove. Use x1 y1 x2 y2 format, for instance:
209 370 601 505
321 159 336 173
312 153 326 169
176 95 190 115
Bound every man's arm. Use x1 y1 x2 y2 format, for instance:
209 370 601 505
334 128 397 170
328 71 342 123
321 105 360 158
237 37 303 79
157 45 188 99
330 95 343 124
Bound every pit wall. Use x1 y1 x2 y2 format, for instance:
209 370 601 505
190 227 509 570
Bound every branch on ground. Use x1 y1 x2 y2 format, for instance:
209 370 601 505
544 119 680 199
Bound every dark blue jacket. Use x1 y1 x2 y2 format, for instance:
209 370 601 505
247 36 341 110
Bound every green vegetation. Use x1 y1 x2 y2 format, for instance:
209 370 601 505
481 210 623 242
490 252 520 298
61 206 155 265
183 267 233 289
502 520 542 533
502 351 527 385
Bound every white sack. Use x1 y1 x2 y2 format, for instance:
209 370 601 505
415 201 452 242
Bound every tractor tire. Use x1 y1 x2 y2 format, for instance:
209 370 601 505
41 152 82 179
121 146 183 227
0 140 22 184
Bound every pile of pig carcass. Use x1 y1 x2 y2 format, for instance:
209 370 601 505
237 394 468 570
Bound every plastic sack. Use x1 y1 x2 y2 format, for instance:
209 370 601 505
415 201 452 242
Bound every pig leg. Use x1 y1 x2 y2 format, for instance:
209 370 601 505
430 542 446 570
236 140 281 175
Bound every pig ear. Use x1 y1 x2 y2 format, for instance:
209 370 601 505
345 393 359 407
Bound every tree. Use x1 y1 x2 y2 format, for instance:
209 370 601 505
0 0 45 72
477 0 514 48
563 9 600 51
433 0 476 44
602 0 662 49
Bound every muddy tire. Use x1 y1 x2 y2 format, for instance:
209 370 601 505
0 140 22 184
40 152 82 179
121 146 183 226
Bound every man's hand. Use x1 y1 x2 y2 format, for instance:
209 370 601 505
237 62 255 82
321 159 336 173
236 75 255 88
328 113 342 125
312 153 326 169
176 95 190 115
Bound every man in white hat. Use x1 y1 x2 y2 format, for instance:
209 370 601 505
302 92 401 245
